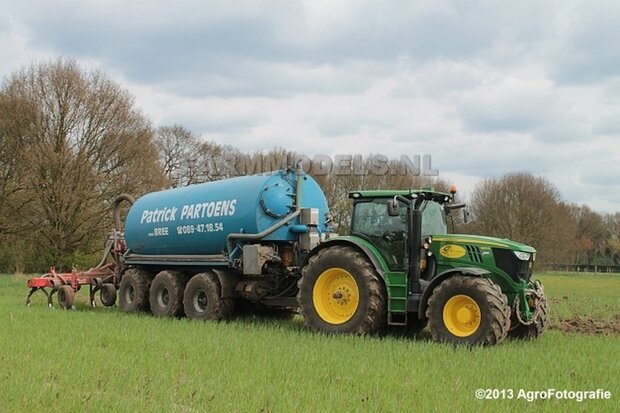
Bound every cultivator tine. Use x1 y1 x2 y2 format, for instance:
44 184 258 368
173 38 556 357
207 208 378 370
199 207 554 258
89 285 97 308
26 288 37 307
25 287 53 307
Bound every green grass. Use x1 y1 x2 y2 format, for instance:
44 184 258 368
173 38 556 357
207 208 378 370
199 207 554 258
536 273 620 320
1 272 619 412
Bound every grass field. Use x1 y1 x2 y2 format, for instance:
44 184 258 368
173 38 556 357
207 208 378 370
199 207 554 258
1 272 618 412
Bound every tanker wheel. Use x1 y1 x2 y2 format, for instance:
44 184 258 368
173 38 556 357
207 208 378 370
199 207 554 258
119 268 152 313
183 272 231 321
149 271 186 318
509 292 550 339
426 276 511 345
57 285 75 309
298 245 386 335
100 284 117 307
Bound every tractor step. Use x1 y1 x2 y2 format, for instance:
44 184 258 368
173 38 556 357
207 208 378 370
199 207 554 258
388 311 407 326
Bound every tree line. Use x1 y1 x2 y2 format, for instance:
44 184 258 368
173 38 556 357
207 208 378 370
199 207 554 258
1 60 618 273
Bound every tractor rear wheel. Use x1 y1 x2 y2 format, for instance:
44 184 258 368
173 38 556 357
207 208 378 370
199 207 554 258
119 268 152 313
426 276 510 345
149 271 186 317
509 292 550 339
183 272 231 321
298 245 386 335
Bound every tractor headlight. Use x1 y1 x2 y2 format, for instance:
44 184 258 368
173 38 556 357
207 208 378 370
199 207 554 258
513 251 531 261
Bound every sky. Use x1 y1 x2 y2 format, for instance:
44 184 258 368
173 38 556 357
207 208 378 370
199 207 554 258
1 0 619 211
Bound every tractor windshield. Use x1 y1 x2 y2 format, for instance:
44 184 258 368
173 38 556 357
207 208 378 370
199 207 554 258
420 200 448 236
351 198 447 270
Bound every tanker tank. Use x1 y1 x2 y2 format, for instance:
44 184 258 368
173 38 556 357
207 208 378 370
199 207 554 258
124 170 329 256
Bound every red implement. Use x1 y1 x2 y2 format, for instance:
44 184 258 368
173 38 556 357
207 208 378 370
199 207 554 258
26 196 133 309
26 264 118 309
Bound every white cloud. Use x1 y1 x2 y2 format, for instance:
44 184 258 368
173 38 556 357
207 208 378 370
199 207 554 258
1 0 619 212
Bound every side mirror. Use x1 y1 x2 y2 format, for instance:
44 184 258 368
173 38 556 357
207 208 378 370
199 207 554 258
463 207 470 223
387 199 400 217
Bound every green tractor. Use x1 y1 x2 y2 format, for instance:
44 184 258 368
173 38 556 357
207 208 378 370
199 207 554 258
297 188 549 345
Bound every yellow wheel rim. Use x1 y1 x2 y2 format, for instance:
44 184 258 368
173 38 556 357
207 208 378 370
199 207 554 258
312 268 359 325
443 294 481 337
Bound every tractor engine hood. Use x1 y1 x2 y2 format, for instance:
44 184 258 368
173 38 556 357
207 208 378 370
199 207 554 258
430 234 537 283
431 234 536 254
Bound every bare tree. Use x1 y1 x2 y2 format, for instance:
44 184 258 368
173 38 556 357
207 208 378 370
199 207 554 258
154 125 240 186
469 172 575 264
0 59 166 271
569 204 610 264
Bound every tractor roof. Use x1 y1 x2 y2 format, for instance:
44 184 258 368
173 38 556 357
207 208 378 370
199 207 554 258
348 189 452 199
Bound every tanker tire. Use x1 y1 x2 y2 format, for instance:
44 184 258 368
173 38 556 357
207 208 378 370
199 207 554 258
119 268 152 313
426 276 511 345
298 245 386 335
100 284 117 307
509 293 550 339
149 271 186 318
183 272 230 321
58 285 75 309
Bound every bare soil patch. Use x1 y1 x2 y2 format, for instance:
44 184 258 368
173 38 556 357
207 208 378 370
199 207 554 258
551 314 620 335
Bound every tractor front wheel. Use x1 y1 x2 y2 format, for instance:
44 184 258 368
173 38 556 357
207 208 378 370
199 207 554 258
426 276 510 345
298 245 386 335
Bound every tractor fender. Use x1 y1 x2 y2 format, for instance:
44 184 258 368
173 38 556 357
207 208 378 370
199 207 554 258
418 267 491 318
303 239 386 282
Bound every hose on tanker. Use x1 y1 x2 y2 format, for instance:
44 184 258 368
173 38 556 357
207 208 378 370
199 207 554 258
94 239 114 269
113 194 136 233
90 194 135 270
226 209 301 256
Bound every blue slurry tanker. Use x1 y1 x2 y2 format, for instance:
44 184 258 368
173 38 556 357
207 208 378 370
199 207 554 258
117 167 331 321
27 165 549 345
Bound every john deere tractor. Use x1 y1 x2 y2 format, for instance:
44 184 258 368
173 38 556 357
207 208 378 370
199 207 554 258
297 188 549 345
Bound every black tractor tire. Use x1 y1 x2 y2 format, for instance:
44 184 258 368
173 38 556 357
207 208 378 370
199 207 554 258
298 245 386 335
426 276 511 345
509 293 550 339
57 285 75 309
100 284 117 307
119 268 152 313
183 272 232 321
149 271 187 317
405 317 428 333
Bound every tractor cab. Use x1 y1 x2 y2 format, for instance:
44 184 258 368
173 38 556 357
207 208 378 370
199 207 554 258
349 189 452 273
